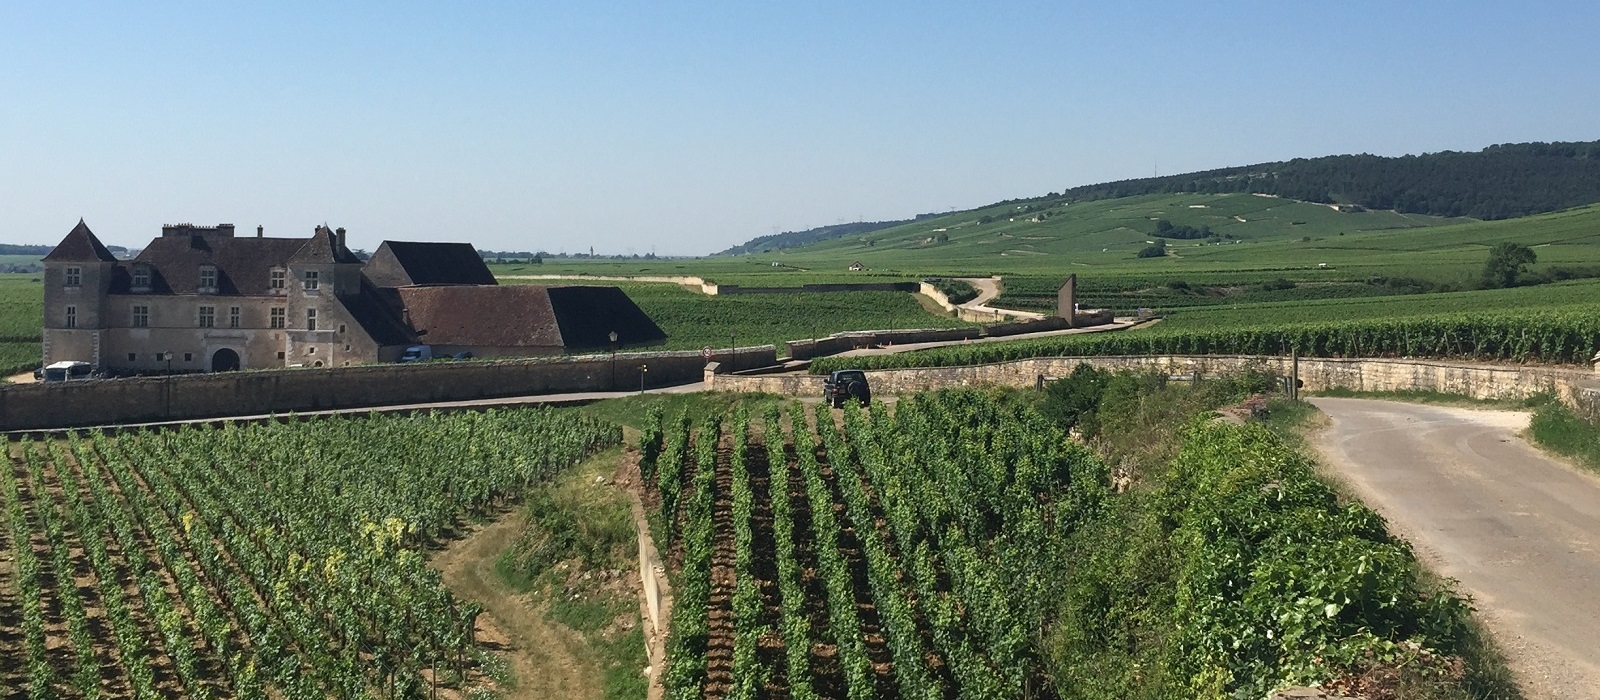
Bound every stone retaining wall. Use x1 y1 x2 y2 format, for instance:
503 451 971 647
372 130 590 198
2 346 778 431
711 354 1600 407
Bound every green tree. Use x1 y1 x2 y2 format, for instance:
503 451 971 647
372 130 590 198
1481 242 1536 288
1137 241 1167 258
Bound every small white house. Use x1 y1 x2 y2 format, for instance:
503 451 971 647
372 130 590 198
848 261 864 271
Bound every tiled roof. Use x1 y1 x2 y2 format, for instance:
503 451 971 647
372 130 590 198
339 279 417 347
43 220 118 262
392 284 666 350
124 235 307 295
289 227 362 265
547 285 667 350
396 285 565 347
366 241 496 287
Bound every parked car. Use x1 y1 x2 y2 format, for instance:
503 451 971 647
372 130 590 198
823 369 871 408
399 345 433 362
40 360 94 382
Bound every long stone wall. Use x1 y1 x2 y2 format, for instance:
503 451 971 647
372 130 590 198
1 346 777 431
710 354 1600 406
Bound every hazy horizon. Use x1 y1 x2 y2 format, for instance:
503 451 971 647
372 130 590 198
4 2 1597 255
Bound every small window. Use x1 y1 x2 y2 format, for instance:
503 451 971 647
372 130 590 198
306 308 318 331
303 270 320 290
65 266 81 286
229 306 240 328
183 353 193 362
277 351 285 360
132 266 151 289
131 305 149 328
338 324 346 334
197 306 215 328
307 346 317 355
270 307 286 329
199 266 218 291
65 305 77 328
270 268 286 290
343 344 350 351
128 353 137 362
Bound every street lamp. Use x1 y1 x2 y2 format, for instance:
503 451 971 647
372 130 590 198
639 364 648 395
162 352 174 418
608 330 618 391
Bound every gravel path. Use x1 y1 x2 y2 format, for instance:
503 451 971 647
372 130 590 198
1310 397 1600 699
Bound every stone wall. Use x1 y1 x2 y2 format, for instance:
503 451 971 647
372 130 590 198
711 354 1599 407
0 346 777 431
714 282 919 295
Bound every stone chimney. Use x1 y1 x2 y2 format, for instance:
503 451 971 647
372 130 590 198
257 225 264 238
335 227 347 251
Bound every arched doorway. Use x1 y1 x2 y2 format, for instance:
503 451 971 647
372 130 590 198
211 348 241 372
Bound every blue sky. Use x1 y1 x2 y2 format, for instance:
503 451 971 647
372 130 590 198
3 1 1596 255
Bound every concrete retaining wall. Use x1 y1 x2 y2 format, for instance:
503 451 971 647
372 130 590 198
711 354 1600 407
1 346 778 431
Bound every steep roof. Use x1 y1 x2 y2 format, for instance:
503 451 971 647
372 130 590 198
396 285 565 347
391 284 666 350
365 241 496 287
547 285 667 350
339 280 417 347
288 227 361 265
125 235 307 294
43 220 118 262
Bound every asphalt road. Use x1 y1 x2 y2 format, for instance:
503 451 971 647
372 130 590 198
1310 397 1600 699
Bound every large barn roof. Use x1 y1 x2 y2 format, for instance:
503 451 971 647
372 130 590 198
394 284 665 350
366 241 496 287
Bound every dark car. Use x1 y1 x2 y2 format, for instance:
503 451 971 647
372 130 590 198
823 369 871 408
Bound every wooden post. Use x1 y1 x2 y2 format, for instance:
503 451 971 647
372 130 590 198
1291 350 1300 401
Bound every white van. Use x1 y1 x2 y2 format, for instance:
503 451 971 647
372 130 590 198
41 361 94 382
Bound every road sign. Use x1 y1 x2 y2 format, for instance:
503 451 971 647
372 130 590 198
701 346 712 360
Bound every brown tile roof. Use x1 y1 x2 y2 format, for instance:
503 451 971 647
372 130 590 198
289 227 362 265
392 284 666 350
43 220 118 262
366 241 496 287
396 285 564 347
123 235 307 295
339 280 417 347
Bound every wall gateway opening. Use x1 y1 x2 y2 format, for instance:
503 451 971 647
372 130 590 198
211 348 241 372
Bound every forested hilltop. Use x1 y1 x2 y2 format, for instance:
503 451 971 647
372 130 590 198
1054 140 1600 220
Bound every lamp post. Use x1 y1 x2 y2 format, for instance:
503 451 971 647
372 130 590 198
608 330 618 391
729 332 736 370
639 364 648 395
163 352 174 418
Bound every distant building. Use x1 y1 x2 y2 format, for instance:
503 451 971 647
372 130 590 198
41 220 666 372
848 261 865 271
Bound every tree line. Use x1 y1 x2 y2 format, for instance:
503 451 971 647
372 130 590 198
1053 141 1600 220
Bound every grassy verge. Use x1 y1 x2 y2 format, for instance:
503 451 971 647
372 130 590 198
1311 386 1541 410
1035 368 1518 699
1527 400 1600 473
497 447 649 700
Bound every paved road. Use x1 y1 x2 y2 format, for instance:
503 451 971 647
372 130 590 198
1310 398 1600 699
956 276 1045 321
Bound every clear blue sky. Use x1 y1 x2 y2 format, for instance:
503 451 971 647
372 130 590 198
3 1 1596 255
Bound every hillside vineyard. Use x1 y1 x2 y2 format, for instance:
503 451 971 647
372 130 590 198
0 408 618 699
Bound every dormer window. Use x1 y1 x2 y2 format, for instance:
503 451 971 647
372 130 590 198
198 266 218 293
131 265 151 291
270 268 286 290
64 266 81 287
303 270 320 291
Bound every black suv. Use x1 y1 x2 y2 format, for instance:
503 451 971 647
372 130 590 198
823 369 871 408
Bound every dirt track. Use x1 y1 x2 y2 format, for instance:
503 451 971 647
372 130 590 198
1310 398 1600 699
